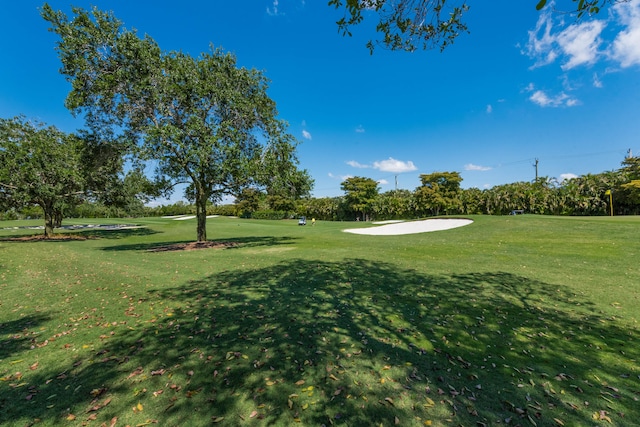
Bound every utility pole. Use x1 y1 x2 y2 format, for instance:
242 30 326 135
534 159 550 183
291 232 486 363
533 158 539 182
395 175 398 193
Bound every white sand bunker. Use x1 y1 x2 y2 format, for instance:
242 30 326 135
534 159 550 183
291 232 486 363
168 215 219 220
344 218 473 236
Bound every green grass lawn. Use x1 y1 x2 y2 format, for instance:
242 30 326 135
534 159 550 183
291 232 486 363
1 215 639 426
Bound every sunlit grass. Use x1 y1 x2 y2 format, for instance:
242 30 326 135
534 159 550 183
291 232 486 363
1 215 639 426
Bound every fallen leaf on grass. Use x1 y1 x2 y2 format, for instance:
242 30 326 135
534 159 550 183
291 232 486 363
127 367 144 379
87 397 112 412
186 388 202 398
66 414 76 421
90 388 107 397
212 416 224 423
593 410 612 423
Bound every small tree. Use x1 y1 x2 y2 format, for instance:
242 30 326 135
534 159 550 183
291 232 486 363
414 171 462 216
341 176 379 220
619 156 640 211
234 188 264 217
0 117 85 237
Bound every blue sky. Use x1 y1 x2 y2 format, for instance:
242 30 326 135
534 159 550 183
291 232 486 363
1 1 639 203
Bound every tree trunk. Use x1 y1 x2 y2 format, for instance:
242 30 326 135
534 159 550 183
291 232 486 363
54 208 63 228
43 204 55 239
196 190 208 242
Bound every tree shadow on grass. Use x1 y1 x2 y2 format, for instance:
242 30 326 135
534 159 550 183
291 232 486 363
72 226 160 240
1 259 638 426
0 227 159 243
0 313 52 360
100 236 298 252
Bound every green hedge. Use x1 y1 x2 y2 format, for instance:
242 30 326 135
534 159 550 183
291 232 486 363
250 210 289 220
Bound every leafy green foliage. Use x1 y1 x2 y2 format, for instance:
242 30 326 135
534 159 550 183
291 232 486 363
536 0 613 17
341 176 380 220
330 0 469 53
42 4 308 242
0 117 85 237
330 0 625 53
414 171 463 216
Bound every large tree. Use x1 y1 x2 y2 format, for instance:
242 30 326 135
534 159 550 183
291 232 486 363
330 0 627 53
0 117 85 237
42 4 307 242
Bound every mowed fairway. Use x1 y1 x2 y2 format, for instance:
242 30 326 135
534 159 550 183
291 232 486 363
1 215 639 426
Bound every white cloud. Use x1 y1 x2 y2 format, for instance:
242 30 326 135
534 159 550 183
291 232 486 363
525 7 559 68
346 160 369 169
328 172 353 181
266 0 281 16
377 179 389 185
560 173 578 182
302 130 312 140
565 98 580 107
557 20 605 70
611 0 640 67
464 163 492 171
528 87 579 108
593 72 603 88
530 90 552 106
341 175 353 181
525 8 605 70
486 104 493 114
355 125 365 133
372 158 418 173
525 0 640 70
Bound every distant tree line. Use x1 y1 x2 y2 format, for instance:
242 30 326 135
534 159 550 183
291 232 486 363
321 156 639 221
6 156 637 223
318 157 639 221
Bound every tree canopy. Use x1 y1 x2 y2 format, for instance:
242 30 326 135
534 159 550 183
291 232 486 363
42 4 310 242
0 117 86 237
0 116 150 237
414 171 463 216
341 176 380 220
329 0 628 53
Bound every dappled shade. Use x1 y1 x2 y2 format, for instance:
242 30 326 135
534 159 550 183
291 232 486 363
1 258 637 425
